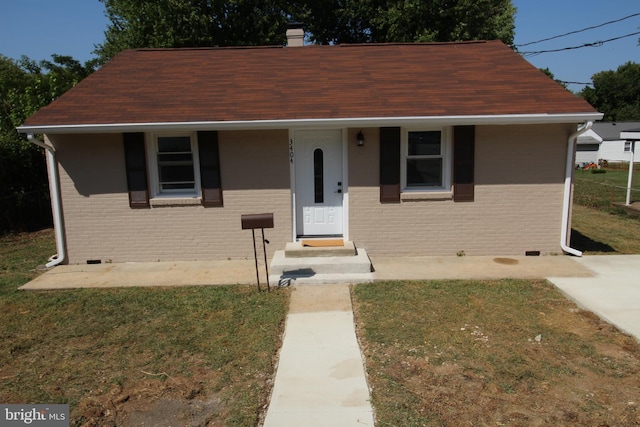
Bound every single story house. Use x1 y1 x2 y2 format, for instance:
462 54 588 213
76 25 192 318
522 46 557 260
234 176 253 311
575 128 603 165
577 121 640 165
19 38 602 266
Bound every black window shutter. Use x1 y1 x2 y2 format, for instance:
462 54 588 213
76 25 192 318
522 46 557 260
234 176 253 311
123 132 150 208
379 127 401 203
453 125 475 202
197 131 223 207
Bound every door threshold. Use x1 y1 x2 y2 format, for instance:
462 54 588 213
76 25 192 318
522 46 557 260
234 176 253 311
296 235 343 240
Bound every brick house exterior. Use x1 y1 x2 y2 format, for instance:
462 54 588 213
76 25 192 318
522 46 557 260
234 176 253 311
19 41 601 264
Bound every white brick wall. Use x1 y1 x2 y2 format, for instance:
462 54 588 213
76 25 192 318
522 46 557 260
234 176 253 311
347 124 573 256
50 131 291 263
49 123 575 263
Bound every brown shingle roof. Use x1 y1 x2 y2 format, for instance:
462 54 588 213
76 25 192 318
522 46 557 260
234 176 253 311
22 41 597 128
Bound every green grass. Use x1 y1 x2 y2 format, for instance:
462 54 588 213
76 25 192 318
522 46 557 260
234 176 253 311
574 167 640 211
572 166 640 254
0 230 289 426
353 280 640 426
572 204 640 254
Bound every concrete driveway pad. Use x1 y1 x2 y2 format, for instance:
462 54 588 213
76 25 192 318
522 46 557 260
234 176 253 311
548 255 640 341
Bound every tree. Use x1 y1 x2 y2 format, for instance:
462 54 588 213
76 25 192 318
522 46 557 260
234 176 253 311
299 0 515 45
580 62 640 121
95 0 516 62
0 54 95 233
95 0 292 62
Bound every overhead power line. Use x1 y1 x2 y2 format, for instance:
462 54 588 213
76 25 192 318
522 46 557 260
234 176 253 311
520 31 640 57
557 80 593 87
516 11 640 47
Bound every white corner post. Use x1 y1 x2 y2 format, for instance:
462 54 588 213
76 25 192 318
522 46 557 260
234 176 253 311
626 140 635 206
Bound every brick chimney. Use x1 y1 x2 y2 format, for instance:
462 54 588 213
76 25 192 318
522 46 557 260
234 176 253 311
286 23 304 47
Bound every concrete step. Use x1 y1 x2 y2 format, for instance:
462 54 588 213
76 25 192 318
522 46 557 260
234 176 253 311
269 272 374 286
284 240 357 258
269 247 374 285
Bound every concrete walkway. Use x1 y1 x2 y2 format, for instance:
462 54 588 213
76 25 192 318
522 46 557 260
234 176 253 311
21 255 592 290
263 284 374 427
548 255 640 340
21 260 258 289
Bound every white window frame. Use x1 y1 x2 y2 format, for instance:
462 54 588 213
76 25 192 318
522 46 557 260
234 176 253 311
624 141 632 152
401 127 452 192
146 132 202 199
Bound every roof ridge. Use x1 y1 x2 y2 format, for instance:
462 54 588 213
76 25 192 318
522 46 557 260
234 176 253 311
133 45 284 52
337 40 490 47
130 40 491 53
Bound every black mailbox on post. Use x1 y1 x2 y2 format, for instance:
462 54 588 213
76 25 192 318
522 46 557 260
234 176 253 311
241 213 274 230
241 213 274 292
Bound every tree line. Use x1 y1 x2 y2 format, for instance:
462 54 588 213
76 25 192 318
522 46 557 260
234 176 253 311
1 0 638 233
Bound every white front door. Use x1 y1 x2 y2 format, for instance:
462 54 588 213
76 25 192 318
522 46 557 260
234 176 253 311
294 130 343 237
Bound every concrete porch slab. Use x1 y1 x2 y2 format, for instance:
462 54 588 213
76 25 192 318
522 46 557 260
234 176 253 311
20 260 258 290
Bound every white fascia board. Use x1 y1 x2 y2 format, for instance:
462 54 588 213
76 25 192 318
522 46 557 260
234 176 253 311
620 130 640 140
17 112 603 134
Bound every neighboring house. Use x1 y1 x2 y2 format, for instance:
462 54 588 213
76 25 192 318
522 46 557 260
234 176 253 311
577 122 640 165
575 128 602 165
19 38 601 265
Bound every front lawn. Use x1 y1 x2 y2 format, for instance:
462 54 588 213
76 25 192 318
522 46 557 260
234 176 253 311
0 230 289 426
353 280 640 426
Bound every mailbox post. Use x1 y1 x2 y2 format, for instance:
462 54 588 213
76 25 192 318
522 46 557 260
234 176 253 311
241 213 274 292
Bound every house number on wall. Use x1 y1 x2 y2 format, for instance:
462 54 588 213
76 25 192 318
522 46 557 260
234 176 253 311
289 139 294 164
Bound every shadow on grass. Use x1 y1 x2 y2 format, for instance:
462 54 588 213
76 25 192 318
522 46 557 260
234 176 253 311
571 229 616 253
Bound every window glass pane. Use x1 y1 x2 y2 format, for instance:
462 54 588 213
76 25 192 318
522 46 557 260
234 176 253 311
408 131 441 156
159 164 194 183
314 148 324 203
407 158 442 187
158 136 191 153
156 135 195 192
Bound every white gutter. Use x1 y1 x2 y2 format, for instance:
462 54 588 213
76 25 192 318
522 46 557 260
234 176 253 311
561 121 593 257
17 112 603 135
26 134 66 267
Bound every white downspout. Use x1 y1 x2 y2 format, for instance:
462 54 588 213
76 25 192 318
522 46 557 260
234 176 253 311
561 121 593 257
27 134 66 267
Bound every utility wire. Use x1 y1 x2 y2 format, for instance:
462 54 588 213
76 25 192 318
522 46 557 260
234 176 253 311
516 11 640 47
557 80 593 87
520 31 640 57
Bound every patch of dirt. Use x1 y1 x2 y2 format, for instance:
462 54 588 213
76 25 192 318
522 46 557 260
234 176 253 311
493 257 519 265
75 368 225 427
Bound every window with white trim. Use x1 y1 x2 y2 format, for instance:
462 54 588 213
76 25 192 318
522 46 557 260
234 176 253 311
402 128 451 191
625 141 632 152
147 133 201 197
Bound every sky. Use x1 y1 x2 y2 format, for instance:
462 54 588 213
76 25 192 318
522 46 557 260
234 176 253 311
0 0 638 92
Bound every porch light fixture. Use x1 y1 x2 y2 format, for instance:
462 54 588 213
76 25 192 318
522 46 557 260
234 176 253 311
357 131 365 147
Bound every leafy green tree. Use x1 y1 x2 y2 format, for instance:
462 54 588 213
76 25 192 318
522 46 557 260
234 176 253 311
95 0 292 62
305 0 516 45
581 62 640 121
0 54 94 232
95 0 516 62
